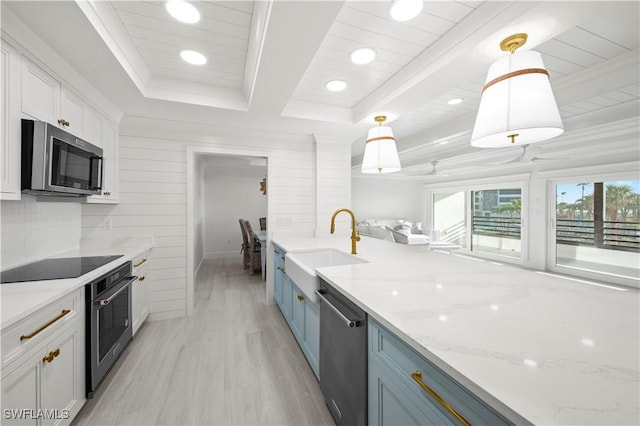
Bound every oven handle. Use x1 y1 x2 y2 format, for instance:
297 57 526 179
315 289 362 328
96 276 137 306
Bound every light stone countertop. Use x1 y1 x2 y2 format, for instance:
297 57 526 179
1 237 152 329
271 234 640 426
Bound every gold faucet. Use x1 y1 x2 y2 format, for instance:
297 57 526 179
330 208 361 254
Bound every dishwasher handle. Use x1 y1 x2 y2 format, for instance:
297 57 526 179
315 289 362 328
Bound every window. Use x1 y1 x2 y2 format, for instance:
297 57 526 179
555 180 639 280
472 189 522 258
433 191 467 247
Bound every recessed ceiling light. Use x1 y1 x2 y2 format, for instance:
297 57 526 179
448 98 464 105
325 80 347 92
180 50 207 65
350 48 376 65
166 0 200 24
389 0 423 22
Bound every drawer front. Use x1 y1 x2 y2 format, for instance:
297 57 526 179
132 251 150 274
2 288 82 369
369 319 512 426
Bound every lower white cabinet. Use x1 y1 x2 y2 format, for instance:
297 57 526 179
1 288 86 425
131 252 150 336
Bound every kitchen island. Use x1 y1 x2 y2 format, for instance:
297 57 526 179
272 234 639 425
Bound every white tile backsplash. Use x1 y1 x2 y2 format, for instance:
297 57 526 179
1 196 81 269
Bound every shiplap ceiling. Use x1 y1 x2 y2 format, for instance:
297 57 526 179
2 1 638 179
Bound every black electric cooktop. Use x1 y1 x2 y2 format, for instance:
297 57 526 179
0 255 124 284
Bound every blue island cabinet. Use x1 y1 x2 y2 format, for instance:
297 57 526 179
368 319 514 426
272 244 320 379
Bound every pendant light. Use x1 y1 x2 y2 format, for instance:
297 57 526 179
471 33 564 148
361 115 401 174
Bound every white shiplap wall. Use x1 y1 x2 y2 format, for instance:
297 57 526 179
82 119 318 320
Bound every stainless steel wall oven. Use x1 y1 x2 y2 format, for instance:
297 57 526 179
85 261 136 398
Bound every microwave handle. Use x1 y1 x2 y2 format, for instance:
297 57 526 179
89 156 103 191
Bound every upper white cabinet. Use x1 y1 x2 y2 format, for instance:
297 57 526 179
0 39 21 200
86 117 119 204
21 56 60 125
5 40 121 203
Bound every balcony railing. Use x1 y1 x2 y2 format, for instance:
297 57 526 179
472 216 521 239
556 219 639 252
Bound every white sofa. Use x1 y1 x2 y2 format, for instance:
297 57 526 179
356 219 430 245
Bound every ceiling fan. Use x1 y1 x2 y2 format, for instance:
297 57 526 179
487 144 569 165
402 160 450 176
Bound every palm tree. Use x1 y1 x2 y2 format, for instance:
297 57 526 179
606 184 633 221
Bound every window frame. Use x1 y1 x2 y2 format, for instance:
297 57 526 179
424 176 529 265
547 170 639 289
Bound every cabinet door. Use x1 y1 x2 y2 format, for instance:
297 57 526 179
369 358 450 426
1 356 39 425
0 40 21 199
40 327 83 426
281 274 292 320
59 89 84 136
304 300 320 377
21 57 60 123
83 107 102 147
290 286 305 342
86 119 118 204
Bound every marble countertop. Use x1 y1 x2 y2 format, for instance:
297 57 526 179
1 237 153 329
271 234 640 425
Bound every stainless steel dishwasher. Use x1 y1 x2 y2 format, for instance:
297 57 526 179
316 278 367 426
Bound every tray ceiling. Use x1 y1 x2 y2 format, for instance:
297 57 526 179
2 1 638 178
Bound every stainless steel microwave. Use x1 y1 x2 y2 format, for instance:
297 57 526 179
21 119 103 197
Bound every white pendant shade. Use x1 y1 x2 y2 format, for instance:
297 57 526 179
471 50 563 148
361 125 401 174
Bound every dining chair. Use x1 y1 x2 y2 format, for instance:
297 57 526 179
243 220 262 275
239 219 250 269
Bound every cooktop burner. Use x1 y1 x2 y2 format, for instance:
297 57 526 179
0 255 124 284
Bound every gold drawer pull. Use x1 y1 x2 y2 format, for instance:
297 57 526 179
57 119 70 127
139 276 146 282
277 266 286 275
297 295 304 302
21 309 71 341
411 371 471 426
134 258 148 268
42 348 61 364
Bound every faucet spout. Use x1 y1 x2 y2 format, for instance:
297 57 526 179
330 208 361 254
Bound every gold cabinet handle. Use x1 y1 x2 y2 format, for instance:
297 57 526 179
134 258 148 268
297 295 304 302
281 256 285 261
139 276 146 282
411 371 471 426
21 309 71 341
57 119 70 127
277 266 286 275
42 348 61 364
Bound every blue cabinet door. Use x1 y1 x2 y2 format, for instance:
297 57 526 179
290 286 305 341
368 319 513 426
273 246 285 308
303 299 320 378
369 357 451 426
281 274 292 320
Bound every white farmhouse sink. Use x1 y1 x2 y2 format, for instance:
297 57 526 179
285 249 367 304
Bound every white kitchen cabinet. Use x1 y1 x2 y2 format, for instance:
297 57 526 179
21 56 60 125
86 117 118 204
1 288 86 425
59 88 84 138
131 252 151 336
0 39 21 200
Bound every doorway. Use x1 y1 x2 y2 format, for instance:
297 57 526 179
187 147 270 316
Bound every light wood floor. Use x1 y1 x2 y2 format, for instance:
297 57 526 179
73 258 334 426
